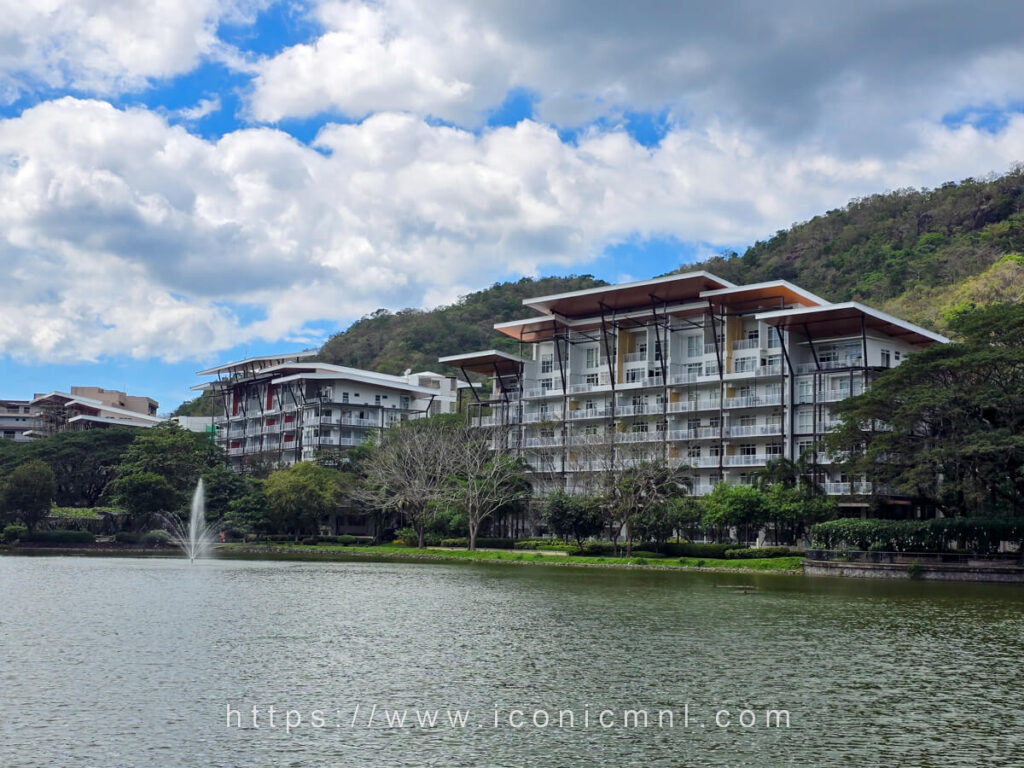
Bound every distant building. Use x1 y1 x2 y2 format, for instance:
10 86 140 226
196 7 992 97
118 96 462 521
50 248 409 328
441 271 947 503
0 400 39 442
196 352 458 470
171 415 217 436
29 387 163 436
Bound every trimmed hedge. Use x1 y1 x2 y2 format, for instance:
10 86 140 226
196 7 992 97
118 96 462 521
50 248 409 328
811 517 1024 555
2 524 27 543
513 539 578 552
724 547 793 559
661 542 740 559
580 541 616 556
21 530 94 544
440 537 516 549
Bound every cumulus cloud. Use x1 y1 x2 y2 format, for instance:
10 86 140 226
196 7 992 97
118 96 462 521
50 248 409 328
2 98 1024 362
0 0 264 101
245 0 1024 155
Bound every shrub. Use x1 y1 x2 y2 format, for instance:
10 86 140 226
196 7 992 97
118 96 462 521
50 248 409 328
337 535 356 546
440 537 467 547
115 531 141 544
630 550 666 559
811 517 1024 554
300 537 318 546
2 524 27 543
20 530 94 544
581 541 615 556
662 542 738 558
724 547 792 559
513 539 577 552
142 530 171 546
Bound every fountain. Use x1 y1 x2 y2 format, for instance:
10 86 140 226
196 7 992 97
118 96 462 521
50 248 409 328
163 479 218 562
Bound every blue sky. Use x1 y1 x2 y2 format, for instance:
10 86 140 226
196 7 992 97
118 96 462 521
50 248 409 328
2 0 1024 411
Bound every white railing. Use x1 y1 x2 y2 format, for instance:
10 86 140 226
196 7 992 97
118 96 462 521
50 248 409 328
523 387 563 399
568 433 607 445
755 365 784 377
723 454 770 466
825 482 872 495
704 343 719 355
523 410 562 423
796 359 864 374
623 352 648 364
668 427 720 440
725 424 782 437
569 408 612 420
524 436 563 449
669 371 700 385
691 484 717 496
687 457 722 468
723 394 782 408
733 337 760 351
618 430 661 444
667 399 721 413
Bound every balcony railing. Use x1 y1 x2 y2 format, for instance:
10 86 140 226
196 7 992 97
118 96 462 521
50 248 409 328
723 394 782 408
667 427 721 440
825 482 872 495
523 410 563 423
667 399 721 413
723 454 771 466
569 407 612 420
622 351 648 364
725 423 782 437
524 436 563 449
796 359 864 374
733 337 760 351
686 457 722 468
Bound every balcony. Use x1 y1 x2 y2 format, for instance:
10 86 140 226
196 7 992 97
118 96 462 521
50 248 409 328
622 351 648 364
733 337 760 351
796 359 864 374
668 371 700 385
667 427 720 440
569 407 612 420
685 456 722 468
825 482 872 495
568 433 607 445
523 386 564 399
523 410 563 424
667 399 721 413
725 423 782 437
723 394 782 409
723 454 771 466
524 436 564 449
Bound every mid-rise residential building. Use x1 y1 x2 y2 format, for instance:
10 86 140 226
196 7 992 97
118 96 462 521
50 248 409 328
0 400 39 442
29 387 163 435
196 352 458 470
440 272 947 501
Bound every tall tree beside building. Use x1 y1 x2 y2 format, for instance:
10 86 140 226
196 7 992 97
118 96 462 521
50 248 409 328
264 462 345 540
830 302 1024 515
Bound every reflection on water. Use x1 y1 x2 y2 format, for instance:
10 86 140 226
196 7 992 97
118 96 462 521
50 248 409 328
1 557 1022 767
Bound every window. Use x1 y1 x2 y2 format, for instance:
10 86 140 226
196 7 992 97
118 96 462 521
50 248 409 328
766 443 783 456
400 396 410 410
797 440 814 457
374 395 381 406
341 392 349 403
584 399 596 412
798 380 812 402
709 446 721 457
737 385 752 398
585 347 599 369
763 354 781 369
686 362 702 378
584 425 598 436
687 418 700 430
766 326 781 348
739 415 756 426
654 340 663 361
740 444 757 456
541 353 553 374
687 335 702 358
687 446 701 458
797 410 813 431
540 378 554 391
585 373 599 385
894 350 902 363
746 329 759 341
880 349 891 367
818 345 838 365
636 337 647 356
625 368 642 383
733 357 755 372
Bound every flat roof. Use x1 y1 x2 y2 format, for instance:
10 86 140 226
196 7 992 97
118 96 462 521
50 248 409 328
700 280 827 310
67 414 161 428
522 271 734 317
755 302 949 346
268 371 445 397
196 350 317 376
31 391 165 422
438 349 528 376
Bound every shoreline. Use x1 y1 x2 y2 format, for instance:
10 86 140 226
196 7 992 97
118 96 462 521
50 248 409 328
0 543 804 575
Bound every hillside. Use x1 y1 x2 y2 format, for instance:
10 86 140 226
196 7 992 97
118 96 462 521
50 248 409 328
318 275 607 373
686 168 1024 332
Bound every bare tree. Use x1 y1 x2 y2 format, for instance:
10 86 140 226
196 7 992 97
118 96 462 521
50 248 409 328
360 418 459 548
444 425 531 550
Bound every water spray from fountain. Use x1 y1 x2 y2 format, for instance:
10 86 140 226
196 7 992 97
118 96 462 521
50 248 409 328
163 479 218 562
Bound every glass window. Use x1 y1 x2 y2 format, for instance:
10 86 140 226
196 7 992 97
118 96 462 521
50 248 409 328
585 347 599 368
687 335 702 357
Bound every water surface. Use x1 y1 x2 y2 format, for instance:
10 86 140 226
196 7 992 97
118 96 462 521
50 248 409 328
1 556 1022 767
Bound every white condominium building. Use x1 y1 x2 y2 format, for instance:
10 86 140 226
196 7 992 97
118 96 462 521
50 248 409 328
196 352 458 469
440 272 947 498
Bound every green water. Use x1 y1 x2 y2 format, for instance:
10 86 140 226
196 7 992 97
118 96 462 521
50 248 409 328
1 556 1021 767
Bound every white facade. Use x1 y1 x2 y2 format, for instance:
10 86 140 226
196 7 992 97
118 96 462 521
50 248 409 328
197 353 458 469
0 400 38 442
442 274 946 498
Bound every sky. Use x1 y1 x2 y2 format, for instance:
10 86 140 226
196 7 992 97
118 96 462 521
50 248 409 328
2 0 1024 412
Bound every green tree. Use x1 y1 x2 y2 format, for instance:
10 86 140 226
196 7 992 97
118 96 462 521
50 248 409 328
113 422 223 499
701 483 768 544
609 460 692 556
106 471 179 531
831 302 1024 515
542 491 604 552
1 460 57 531
264 462 344 540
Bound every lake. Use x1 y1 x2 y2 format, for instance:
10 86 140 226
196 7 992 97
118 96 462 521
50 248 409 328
2 556 1022 767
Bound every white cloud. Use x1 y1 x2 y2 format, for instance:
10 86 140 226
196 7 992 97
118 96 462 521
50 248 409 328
2 98 1024 363
245 0 1024 157
0 0 265 101
177 96 222 121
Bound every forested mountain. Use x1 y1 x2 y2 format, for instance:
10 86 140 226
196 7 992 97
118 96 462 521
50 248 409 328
686 168 1024 331
318 275 607 373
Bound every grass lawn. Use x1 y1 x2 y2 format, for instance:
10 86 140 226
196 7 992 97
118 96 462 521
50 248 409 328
231 542 803 572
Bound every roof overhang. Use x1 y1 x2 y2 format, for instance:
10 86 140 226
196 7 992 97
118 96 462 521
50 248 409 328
196 350 317 376
522 271 734 317
267 371 443 397
67 414 161 428
701 280 827 311
438 350 528 376
755 302 949 346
